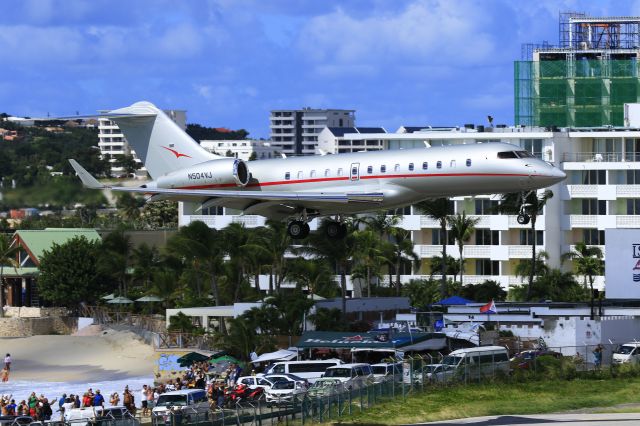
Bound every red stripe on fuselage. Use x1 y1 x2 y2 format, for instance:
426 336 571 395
174 172 538 190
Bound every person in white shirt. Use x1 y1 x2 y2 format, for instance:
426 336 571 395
4 354 11 371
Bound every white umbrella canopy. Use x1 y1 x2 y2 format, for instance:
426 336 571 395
107 296 134 304
135 295 165 302
101 293 115 300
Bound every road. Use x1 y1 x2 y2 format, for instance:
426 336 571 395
410 413 640 425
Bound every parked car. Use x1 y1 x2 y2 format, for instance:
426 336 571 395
613 342 640 364
236 375 276 390
0 416 33 426
152 389 209 424
306 378 345 397
261 359 342 384
64 406 137 426
323 363 374 390
265 380 308 405
510 350 563 370
371 362 402 383
263 373 309 387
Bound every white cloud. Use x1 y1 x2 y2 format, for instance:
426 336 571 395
298 0 496 70
0 25 84 63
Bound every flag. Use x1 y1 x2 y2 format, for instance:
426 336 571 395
480 300 496 314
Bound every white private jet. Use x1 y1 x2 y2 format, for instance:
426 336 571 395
69 101 566 239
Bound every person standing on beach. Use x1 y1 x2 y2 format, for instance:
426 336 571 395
140 385 148 416
110 393 120 406
1 367 8 383
4 354 10 371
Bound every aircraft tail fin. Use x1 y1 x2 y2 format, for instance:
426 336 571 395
104 101 219 179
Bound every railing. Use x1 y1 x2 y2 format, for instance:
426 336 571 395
81 306 166 333
562 152 640 163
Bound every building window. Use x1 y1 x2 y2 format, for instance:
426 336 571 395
201 205 224 215
580 170 606 185
475 199 499 215
581 199 606 215
626 170 640 184
466 159 472 167
422 162 428 170
583 229 605 245
285 172 290 180
367 166 373 174
381 165 386 173
476 259 500 276
628 199 640 214
436 161 442 169
432 229 455 245
408 163 414 171
522 139 543 158
519 230 544 245
476 229 500 245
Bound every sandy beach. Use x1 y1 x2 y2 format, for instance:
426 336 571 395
0 326 155 383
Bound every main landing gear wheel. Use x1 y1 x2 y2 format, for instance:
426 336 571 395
288 221 310 239
326 221 347 239
517 214 530 225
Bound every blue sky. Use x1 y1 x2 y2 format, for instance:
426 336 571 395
1 0 639 138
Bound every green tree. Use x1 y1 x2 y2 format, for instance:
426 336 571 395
113 154 140 176
214 315 274 362
287 258 338 299
415 198 453 298
449 212 480 284
387 228 419 295
429 253 460 282
38 236 110 307
116 192 143 221
141 201 178 229
0 234 18 316
309 307 346 331
131 243 160 291
509 268 585 302
497 190 553 300
401 278 442 308
99 230 132 296
514 251 550 283
562 242 604 311
459 280 507 302
352 229 388 297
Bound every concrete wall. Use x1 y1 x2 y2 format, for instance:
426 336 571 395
0 316 77 337
3 307 69 318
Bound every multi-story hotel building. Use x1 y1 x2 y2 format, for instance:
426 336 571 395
270 108 356 156
98 109 186 177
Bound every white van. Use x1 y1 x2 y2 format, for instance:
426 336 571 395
152 389 209 423
613 342 640 364
428 346 510 382
323 363 374 390
262 359 342 383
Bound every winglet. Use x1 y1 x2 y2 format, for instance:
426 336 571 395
68 159 105 189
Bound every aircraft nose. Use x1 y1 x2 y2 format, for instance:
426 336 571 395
551 167 566 183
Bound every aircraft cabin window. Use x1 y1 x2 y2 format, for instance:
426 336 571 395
324 169 330 177
351 166 357 175
466 159 472 167
497 151 518 159
450 160 456 168
367 166 373 174
422 162 428 170
409 163 414 171
337 168 343 176
436 161 442 169
381 165 386 173
297 171 303 179
394 164 400 172
285 172 291 180
310 170 316 178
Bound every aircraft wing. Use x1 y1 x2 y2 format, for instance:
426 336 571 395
69 159 384 205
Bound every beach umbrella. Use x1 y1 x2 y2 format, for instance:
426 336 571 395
209 355 241 366
135 295 165 302
101 293 115 300
177 352 210 367
107 296 134 304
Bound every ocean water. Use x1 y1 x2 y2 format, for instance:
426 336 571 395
0 376 153 420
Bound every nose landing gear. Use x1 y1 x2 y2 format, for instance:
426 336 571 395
517 191 533 225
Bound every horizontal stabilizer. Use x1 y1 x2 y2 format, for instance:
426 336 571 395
68 159 105 189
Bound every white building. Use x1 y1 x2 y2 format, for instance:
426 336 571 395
179 122 640 293
98 109 186 177
199 139 279 161
270 108 355 156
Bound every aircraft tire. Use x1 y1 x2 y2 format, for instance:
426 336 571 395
517 214 530 225
326 221 342 239
288 221 309 239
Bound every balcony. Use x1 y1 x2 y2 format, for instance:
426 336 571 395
180 215 267 229
562 152 626 163
567 215 598 228
616 185 640 197
565 185 598 198
616 215 640 228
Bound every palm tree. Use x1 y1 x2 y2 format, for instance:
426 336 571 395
387 228 420 295
298 219 357 318
261 220 292 294
497 189 553 300
562 242 604 315
514 251 550 283
0 234 18 317
131 243 160 291
287 258 337 299
240 226 271 293
415 198 452 298
100 230 132 296
449 212 480 285
352 229 388 297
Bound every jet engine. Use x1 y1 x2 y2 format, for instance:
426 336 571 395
157 158 251 189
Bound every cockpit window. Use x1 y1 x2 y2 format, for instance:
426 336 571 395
515 150 534 158
497 151 518 159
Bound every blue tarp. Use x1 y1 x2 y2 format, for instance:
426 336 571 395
434 296 474 305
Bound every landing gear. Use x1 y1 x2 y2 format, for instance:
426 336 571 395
325 221 347 239
288 220 310 239
517 191 532 225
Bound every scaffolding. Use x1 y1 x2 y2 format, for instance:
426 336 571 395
516 12 640 127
